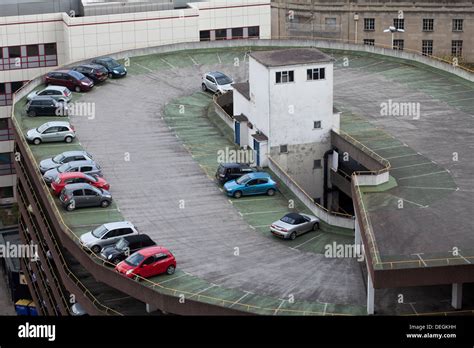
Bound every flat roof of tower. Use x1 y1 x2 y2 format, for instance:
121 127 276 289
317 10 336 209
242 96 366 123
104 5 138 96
250 48 334 67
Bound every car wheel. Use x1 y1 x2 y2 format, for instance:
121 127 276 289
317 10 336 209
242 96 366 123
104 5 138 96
100 200 110 208
64 136 73 143
289 232 297 240
166 265 176 275
108 73 113 78
267 188 276 196
66 203 75 211
27 110 36 117
91 245 101 254
113 258 120 265
33 138 41 145
201 83 208 92
233 191 242 199
133 275 141 282
313 222 320 231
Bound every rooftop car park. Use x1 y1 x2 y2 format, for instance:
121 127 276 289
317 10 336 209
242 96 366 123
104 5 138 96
12 43 474 315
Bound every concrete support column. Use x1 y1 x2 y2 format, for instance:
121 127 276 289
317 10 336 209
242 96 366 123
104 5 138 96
146 303 157 313
451 283 463 309
355 217 361 246
367 273 375 315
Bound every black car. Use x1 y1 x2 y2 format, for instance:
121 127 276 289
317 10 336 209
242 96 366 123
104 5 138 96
72 64 108 83
100 234 156 265
216 163 256 185
26 96 68 117
91 57 127 78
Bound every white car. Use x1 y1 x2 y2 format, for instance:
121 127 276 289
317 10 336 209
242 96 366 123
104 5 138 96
27 85 72 103
80 221 139 253
201 71 234 94
26 121 75 145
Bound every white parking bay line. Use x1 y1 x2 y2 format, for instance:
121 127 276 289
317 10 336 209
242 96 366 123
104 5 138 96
273 299 287 315
292 233 323 249
160 58 176 69
189 284 216 299
156 273 188 285
135 63 154 73
229 291 252 308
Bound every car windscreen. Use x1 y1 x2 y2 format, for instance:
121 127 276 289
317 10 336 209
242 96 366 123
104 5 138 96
125 253 145 267
280 215 297 225
115 238 129 250
236 174 250 185
53 154 65 163
92 225 108 238
217 165 226 174
216 75 232 85
105 59 120 68
84 174 98 182
37 123 49 133
57 163 71 173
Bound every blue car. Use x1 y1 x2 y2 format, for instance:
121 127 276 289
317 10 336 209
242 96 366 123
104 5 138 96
223 172 277 198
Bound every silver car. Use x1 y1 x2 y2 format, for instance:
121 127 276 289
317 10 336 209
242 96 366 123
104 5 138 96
27 85 72 103
79 221 139 253
26 121 75 145
43 159 101 183
201 71 234 94
270 213 320 240
59 183 112 212
39 150 94 174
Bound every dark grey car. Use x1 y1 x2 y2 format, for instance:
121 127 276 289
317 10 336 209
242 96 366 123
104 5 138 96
43 159 101 184
59 183 112 211
39 151 94 174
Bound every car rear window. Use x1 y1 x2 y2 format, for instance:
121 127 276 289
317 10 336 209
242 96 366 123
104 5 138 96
280 216 297 224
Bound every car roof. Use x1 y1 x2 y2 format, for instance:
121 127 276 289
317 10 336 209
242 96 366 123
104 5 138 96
57 172 88 179
50 70 70 74
62 159 95 167
95 57 114 62
30 96 56 101
120 234 153 244
284 212 304 220
220 163 252 169
138 246 169 257
58 150 90 157
209 71 228 78
41 121 71 127
76 64 103 69
41 85 68 91
246 172 271 179
63 183 97 191
101 221 134 230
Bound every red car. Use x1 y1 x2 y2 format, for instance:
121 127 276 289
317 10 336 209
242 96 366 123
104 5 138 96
44 70 94 92
51 172 109 196
115 246 176 279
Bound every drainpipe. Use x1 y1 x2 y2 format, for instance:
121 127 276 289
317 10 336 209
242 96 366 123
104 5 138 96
323 149 334 208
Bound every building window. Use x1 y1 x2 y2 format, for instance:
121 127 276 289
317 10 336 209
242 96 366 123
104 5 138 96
452 40 463 57
393 18 405 30
393 39 404 51
452 19 463 32
0 118 13 142
307 68 325 81
325 18 337 27
364 39 375 46
0 43 57 71
0 186 14 199
313 159 322 169
0 153 15 176
0 81 26 106
422 19 434 32
313 121 322 129
364 18 375 31
276 71 294 84
200 30 211 41
232 28 243 39
280 145 288 154
248 26 260 38
422 40 433 56
215 29 227 40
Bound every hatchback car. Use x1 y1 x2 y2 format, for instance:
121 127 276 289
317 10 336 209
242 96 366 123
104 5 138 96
115 246 176 279
26 121 75 145
216 163 256 185
201 71 234 94
72 64 108 83
100 234 156 265
270 213 320 240
223 172 277 198
59 183 112 212
44 70 94 92
26 96 68 117
43 159 101 184
51 172 109 196
80 221 139 254
27 85 72 103
39 150 94 174
91 57 127 78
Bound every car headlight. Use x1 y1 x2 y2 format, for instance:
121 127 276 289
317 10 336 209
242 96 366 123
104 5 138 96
126 269 133 275
108 254 113 260
113 70 119 74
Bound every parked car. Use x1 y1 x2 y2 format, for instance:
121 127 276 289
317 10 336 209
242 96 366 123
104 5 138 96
26 121 75 145
270 213 320 240
201 71 234 94
115 246 176 279
80 221 139 254
43 159 101 184
27 85 72 103
44 70 94 92
100 234 156 265
70 303 88 316
72 64 108 83
59 183 112 212
51 172 109 196
39 150 94 174
223 172 277 198
215 163 256 185
91 57 127 78
26 96 68 117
